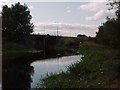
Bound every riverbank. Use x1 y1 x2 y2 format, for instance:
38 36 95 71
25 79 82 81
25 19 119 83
39 44 120 88
2 41 33 61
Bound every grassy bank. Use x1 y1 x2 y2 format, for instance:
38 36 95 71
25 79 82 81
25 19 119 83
38 44 120 88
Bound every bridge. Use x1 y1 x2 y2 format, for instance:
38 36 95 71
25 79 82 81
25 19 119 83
30 34 80 58
31 34 60 58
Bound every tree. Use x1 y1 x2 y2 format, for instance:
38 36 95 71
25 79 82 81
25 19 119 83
95 0 120 48
2 2 33 44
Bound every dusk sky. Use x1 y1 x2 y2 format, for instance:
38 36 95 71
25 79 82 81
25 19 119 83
0 0 116 37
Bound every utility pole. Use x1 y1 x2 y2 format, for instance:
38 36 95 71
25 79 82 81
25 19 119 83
43 25 46 58
43 37 45 58
57 23 59 36
56 22 59 70
70 29 71 37
44 25 45 35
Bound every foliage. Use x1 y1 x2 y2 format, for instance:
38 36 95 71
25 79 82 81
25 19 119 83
2 2 33 44
77 34 89 42
96 18 119 47
95 0 120 49
39 45 120 88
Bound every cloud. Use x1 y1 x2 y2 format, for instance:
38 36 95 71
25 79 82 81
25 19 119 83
66 6 71 13
34 22 96 30
0 0 10 3
79 0 116 22
66 6 70 9
33 22 97 37
86 10 115 21
66 10 71 13
88 0 107 2
80 1 107 12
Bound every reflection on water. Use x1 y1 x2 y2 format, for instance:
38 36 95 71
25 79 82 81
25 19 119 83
2 53 81 89
2 54 34 89
31 55 81 88
0 54 2 90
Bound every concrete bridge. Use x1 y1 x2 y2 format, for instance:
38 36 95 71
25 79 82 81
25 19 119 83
31 34 60 58
31 34 58 50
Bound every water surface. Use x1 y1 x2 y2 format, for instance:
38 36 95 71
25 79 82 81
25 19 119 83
31 55 81 88
2 53 81 89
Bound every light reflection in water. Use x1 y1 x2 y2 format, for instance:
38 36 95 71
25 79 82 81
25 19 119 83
31 55 82 88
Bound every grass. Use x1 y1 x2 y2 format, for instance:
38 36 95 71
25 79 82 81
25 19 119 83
38 43 120 88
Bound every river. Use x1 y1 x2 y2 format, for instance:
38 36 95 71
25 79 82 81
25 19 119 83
2 53 81 89
31 55 81 88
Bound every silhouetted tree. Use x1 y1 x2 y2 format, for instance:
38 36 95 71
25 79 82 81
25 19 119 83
96 0 120 48
77 34 89 42
2 2 33 44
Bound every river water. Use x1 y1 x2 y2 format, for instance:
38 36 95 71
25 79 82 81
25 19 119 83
2 54 81 89
31 55 81 88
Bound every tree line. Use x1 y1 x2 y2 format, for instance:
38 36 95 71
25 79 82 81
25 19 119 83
2 1 120 49
95 0 120 49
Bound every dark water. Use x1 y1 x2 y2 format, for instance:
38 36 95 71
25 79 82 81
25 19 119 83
2 53 35 89
0 54 2 90
2 52 81 89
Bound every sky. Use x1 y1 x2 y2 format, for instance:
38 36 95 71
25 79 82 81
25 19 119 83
0 0 116 37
